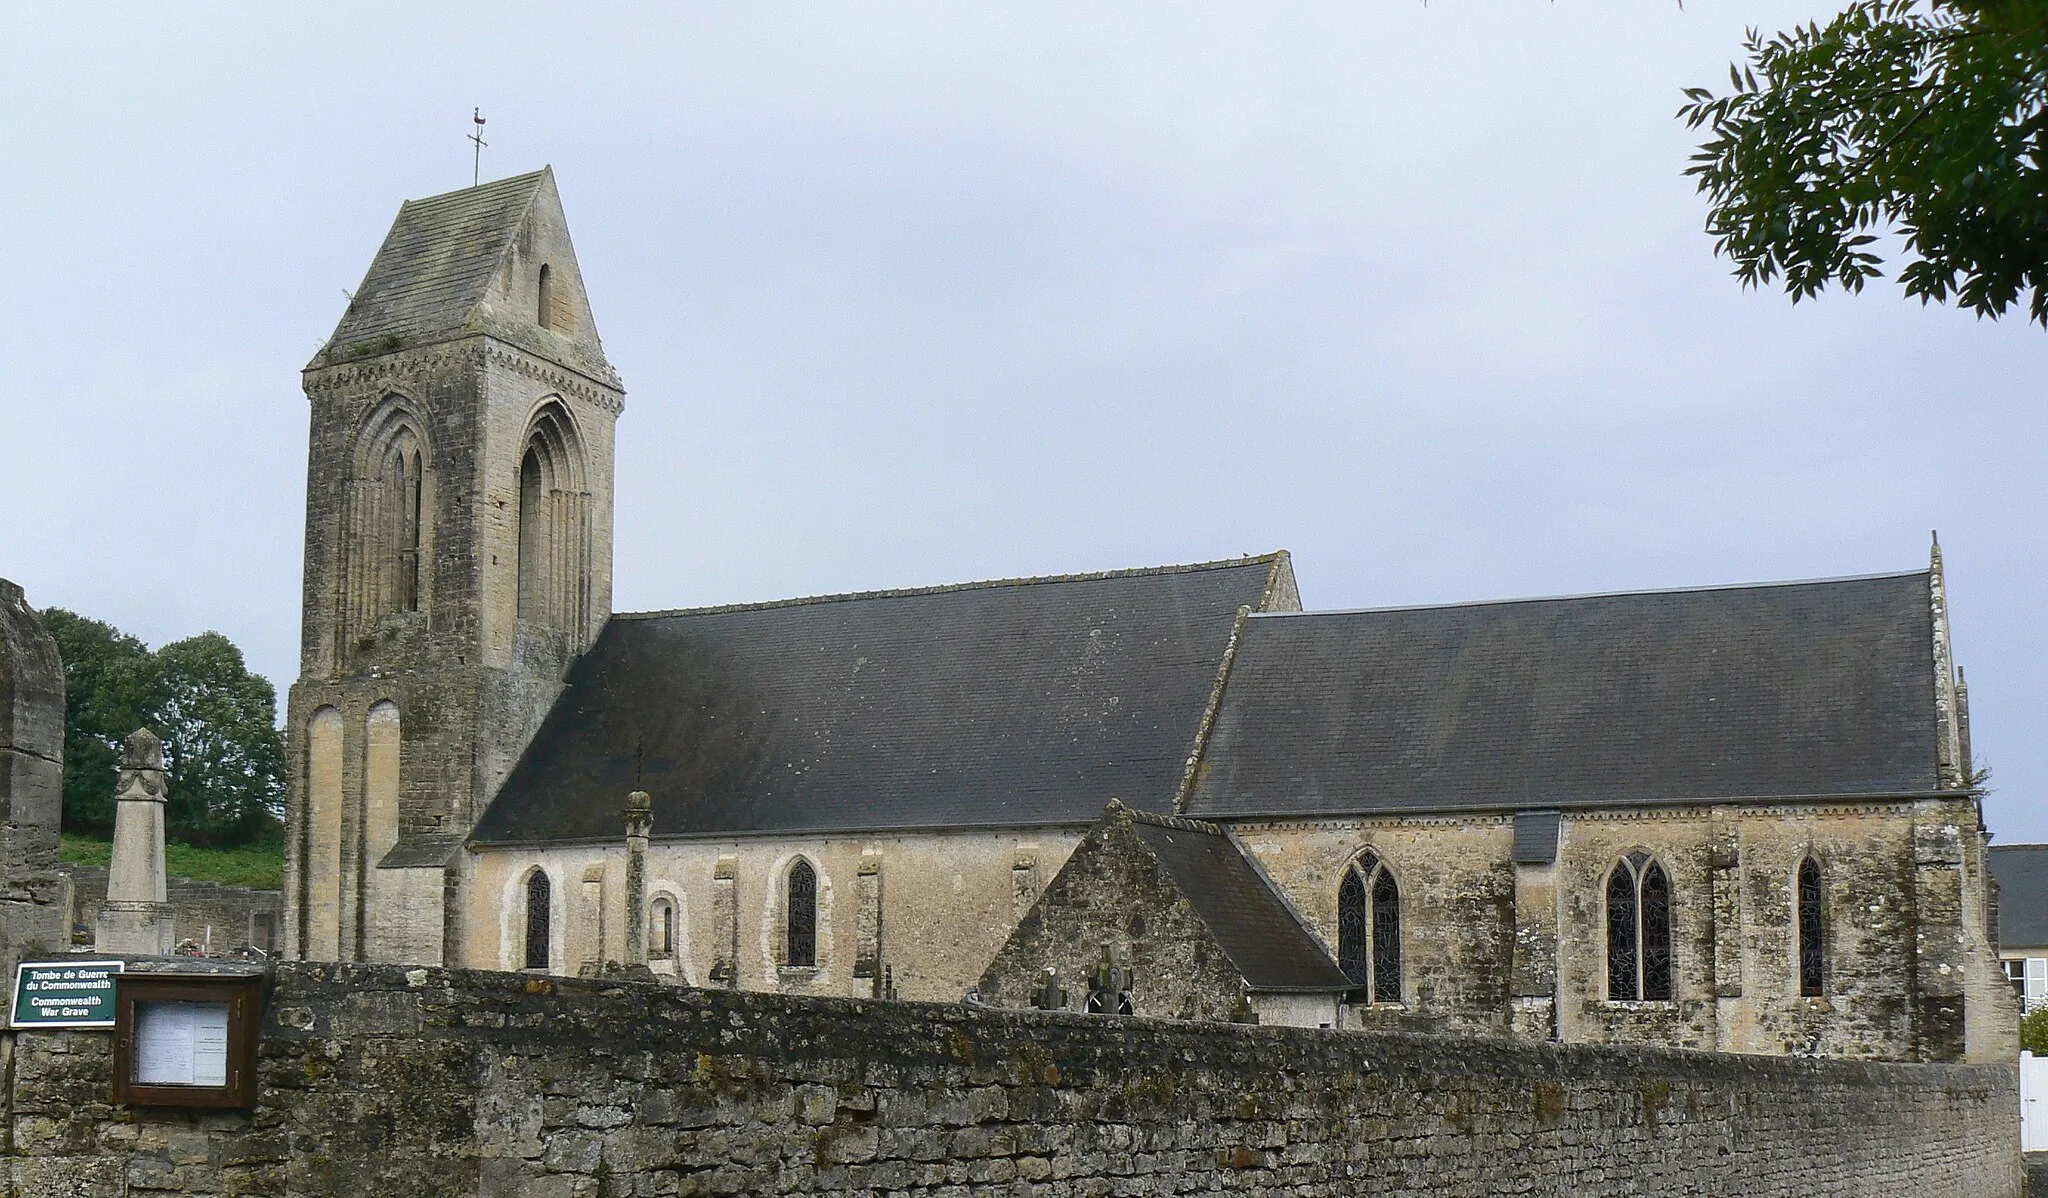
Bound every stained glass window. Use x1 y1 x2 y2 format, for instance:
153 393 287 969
1607 863 1639 1000
1370 866 1401 1003
524 870 551 971
787 859 818 967
1337 851 1400 1002
1798 857 1824 997
1338 869 1369 985
1608 854 1673 1001
1640 862 1672 1000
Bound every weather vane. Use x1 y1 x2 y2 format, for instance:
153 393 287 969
469 108 488 187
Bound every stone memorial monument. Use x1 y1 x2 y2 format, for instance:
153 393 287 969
95 729 176 956
0 578 69 977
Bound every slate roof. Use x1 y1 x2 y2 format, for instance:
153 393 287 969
1990 846 2048 950
472 557 1284 843
1184 571 1943 819
1126 808 1352 992
313 170 549 363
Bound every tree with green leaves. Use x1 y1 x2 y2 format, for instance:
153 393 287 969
40 610 159 837
40 611 284 847
1682 1 2048 323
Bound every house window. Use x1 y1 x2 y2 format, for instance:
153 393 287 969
1797 856 1825 997
1607 852 1672 1001
650 896 675 959
524 870 551 971
1337 851 1401 1003
786 859 817 968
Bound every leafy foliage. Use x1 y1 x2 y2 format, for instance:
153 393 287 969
40 610 160 836
41 610 284 847
2022 1005 2048 1055
1681 1 2048 323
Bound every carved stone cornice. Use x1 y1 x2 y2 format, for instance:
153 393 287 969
482 341 626 415
302 335 626 415
303 340 485 396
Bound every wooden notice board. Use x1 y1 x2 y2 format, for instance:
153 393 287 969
111 973 263 1110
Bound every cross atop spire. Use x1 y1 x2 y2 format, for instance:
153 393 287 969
469 108 488 187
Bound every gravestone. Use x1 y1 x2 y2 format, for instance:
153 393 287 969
0 579 70 978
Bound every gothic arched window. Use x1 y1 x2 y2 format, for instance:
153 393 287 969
385 428 423 612
517 446 544 618
786 859 818 968
1798 856 1825 997
537 263 553 329
345 399 431 637
1607 852 1672 1001
1337 851 1402 1003
513 402 591 639
524 869 552 971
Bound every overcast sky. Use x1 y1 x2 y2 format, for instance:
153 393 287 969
3 5 2042 838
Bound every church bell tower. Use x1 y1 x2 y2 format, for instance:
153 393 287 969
285 168 624 966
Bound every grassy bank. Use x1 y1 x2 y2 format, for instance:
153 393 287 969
60 834 284 891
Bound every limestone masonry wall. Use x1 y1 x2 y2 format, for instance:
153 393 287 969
60 864 282 953
1 961 2020 1196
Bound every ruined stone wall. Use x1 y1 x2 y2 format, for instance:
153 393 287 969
1 962 2021 1197
1235 799 2016 1061
0 579 69 978
466 828 1086 1003
59 864 283 953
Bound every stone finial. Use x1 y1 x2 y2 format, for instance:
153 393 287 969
626 790 652 841
125 728 164 769
117 728 168 803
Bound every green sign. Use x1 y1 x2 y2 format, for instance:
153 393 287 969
11 960 123 1028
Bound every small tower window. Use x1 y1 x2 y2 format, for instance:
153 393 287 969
1798 856 1825 997
786 859 817 968
537 264 553 329
524 869 551 971
1337 851 1401 1003
1607 852 1672 1001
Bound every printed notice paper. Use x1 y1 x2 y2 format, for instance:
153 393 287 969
134 1001 230 1087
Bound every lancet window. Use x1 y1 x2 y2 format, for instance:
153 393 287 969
1798 856 1825 997
524 869 552 971
1607 852 1672 1001
1337 851 1401 1003
786 859 818 968
650 895 676 959
513 401 592 640
344 400 431 639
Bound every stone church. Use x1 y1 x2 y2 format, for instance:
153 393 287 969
287 169 2013 1062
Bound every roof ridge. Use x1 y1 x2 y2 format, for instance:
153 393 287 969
396 169 549 213
1124 806 1225 835
612 554 1287 621
1247 567 1931 620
